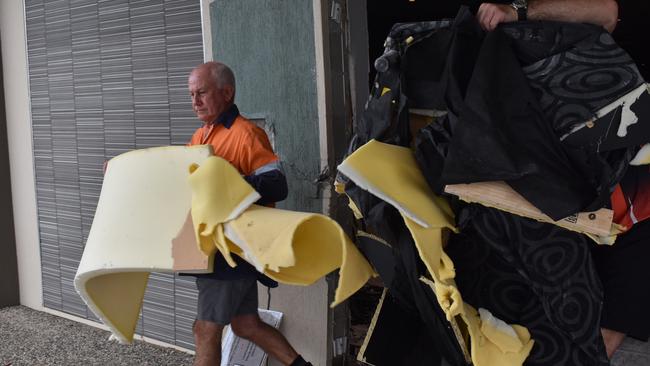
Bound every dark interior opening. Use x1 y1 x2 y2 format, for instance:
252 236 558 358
366 0 462 82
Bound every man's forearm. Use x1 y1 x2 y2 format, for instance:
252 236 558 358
244 169 288 205
528 0 619 32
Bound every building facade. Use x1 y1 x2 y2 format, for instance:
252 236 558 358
1 0 370 364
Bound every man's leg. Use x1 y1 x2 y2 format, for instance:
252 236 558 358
230 313 299 365
601 327 626 359
193 320 224 366
194 276 248 366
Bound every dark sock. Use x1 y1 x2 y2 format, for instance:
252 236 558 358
289 355 312 366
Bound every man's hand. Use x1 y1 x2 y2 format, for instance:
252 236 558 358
477 3 518 31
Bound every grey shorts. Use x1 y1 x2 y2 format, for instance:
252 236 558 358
195 277 259 325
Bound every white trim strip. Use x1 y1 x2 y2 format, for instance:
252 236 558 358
253 161 283 175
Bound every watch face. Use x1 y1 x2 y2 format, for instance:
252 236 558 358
513 0 528 9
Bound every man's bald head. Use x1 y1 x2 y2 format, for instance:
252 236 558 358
192 61 236 91
188 61 236 124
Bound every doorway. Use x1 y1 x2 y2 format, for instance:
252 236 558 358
337 1 463 363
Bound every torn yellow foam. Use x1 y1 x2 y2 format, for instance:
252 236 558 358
464 304 534 366
76 147 374 344
338 139 455 228
187 156 260 266
346 194 364 219
421 278 534 366
189 158 376 307
403 215 456 281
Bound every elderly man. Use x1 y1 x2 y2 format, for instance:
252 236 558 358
187 61 311 366
475 0 650 360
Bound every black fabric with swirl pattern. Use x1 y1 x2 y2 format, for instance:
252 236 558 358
448 204 609 365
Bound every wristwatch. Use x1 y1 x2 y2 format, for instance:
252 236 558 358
511 0 528 21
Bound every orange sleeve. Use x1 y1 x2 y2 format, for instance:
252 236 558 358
239 126 279 176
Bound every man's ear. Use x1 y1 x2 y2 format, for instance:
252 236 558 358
223 85 235 103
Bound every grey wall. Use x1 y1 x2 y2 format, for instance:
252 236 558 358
25 0 204 348
209 2 329 364
210 0 322 213
0 36 20 308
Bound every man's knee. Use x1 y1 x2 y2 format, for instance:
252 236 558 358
194 319 223 341
230 314 263 340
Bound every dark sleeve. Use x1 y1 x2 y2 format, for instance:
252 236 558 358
244 169 288 205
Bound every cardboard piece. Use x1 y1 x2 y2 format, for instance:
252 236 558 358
172 212 210 272
221 309 283 366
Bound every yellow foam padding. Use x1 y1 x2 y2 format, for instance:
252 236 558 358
346 194 364 219
187 156 261 265
432 280 464 321
334 180 346 194
403 215 456 281
338 139 457 281
422 278 534 366
463 305 534 366
75 145 214 343
188 161 376 307
227 206 375 306
84 272 149 343
340 140 533 365
338 139 455 228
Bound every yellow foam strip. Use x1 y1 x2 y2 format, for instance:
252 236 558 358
403 215 456 281
84 272 149 343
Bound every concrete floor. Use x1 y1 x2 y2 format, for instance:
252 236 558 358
2 305 650 365
0 306 193 366
611 337 650 366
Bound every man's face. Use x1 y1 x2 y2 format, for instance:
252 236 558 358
188 68 232 124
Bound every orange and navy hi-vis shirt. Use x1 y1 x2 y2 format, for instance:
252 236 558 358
187 104 285 285
188 104 279 176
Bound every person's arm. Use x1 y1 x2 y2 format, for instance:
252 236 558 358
239 123 288 205
244 167 288 205
477 0 619 32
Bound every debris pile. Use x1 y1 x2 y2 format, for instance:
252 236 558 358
337 8 650 366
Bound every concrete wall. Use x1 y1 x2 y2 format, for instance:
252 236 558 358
210 0 323 213
18 0 207 348
208 1 330 364
0 0 43 311
0 36 20 308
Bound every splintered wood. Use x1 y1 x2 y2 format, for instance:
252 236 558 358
445 181 613 237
